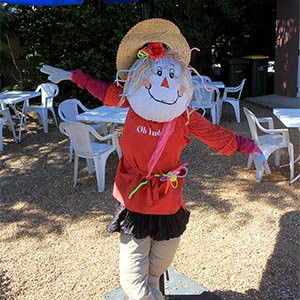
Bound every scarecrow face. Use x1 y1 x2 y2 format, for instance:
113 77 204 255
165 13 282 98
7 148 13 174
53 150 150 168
126 55 193 122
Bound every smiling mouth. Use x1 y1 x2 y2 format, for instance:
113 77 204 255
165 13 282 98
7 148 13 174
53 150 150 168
146 84 180 105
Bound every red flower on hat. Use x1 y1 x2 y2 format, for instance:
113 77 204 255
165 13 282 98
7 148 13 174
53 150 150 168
146 42 165 59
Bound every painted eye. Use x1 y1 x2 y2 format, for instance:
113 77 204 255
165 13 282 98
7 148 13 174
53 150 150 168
169 68 175 79
157 67 162 76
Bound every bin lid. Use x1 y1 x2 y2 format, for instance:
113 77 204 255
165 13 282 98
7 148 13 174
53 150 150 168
223 57 249 64
242 55 269 59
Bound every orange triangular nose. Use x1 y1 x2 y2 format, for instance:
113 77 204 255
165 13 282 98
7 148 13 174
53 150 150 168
161 77 169 88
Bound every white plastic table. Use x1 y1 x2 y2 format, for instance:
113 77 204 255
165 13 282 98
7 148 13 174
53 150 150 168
0 91 40 141
76 105 129 133
76 105 129 123
273 108 300 184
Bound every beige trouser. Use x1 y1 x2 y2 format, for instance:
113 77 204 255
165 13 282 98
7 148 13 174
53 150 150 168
119 232 181 300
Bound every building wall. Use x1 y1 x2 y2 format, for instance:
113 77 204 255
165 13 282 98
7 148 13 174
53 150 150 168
274 0 300 97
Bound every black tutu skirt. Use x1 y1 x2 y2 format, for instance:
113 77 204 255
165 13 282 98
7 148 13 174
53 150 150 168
108 202 190 241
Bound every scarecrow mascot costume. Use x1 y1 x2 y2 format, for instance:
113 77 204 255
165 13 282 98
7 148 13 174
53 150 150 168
42 19 270 300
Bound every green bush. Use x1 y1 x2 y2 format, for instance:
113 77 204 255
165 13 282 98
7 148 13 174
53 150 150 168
2 0 275 104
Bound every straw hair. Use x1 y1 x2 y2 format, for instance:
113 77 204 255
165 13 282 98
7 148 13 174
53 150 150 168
116 18 191 80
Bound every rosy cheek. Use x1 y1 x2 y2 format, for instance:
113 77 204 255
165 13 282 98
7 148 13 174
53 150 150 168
178 85 186 97
143 78 151 89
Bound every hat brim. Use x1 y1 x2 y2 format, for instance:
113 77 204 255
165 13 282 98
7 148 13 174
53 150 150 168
116 18 191 81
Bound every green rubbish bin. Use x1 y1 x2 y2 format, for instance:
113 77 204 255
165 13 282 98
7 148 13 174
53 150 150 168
221 57 249 87
243 55 269 97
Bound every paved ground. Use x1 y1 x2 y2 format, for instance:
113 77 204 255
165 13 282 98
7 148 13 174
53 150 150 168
0 100 299 300
245 94 300 109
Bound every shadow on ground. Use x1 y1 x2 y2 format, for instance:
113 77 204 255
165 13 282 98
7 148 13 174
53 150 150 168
0 102 299 239
213 210 300 300
0 102 299 299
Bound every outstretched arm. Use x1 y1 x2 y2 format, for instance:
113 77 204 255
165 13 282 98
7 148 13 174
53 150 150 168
188 110 270 182
40 65 124 106
70 69 111 102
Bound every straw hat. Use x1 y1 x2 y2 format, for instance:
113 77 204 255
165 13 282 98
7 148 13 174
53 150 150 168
116 18 191 80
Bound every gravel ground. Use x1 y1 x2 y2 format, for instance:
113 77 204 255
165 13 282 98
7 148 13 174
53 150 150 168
0 100 299 300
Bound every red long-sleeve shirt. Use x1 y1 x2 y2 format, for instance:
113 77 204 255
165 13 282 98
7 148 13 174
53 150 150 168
71 70 241 214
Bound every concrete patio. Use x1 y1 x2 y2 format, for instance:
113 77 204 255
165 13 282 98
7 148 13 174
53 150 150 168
245 94 300 109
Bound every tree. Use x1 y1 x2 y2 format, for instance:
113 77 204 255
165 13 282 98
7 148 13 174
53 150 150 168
0 4 23 89
1 0 276 101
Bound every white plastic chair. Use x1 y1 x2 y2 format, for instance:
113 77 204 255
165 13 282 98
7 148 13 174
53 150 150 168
243 107 294 181
0 108 18 151
190 77 220 124
24 83 59 133
59 121 121 192
58 99 107 161
218 78 246 123
201 75 212 83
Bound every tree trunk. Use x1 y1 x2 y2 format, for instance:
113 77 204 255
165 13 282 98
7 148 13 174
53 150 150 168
5 32 23 90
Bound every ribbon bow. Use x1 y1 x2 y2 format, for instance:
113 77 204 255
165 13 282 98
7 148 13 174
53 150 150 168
160 167 188 193
128 164 188 199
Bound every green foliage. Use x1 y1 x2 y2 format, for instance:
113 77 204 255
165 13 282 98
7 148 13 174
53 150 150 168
6 0 141 101
0 5 11 82
1 0 276 101
157 0 275 59
155 0 275 76
213 0 276 60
